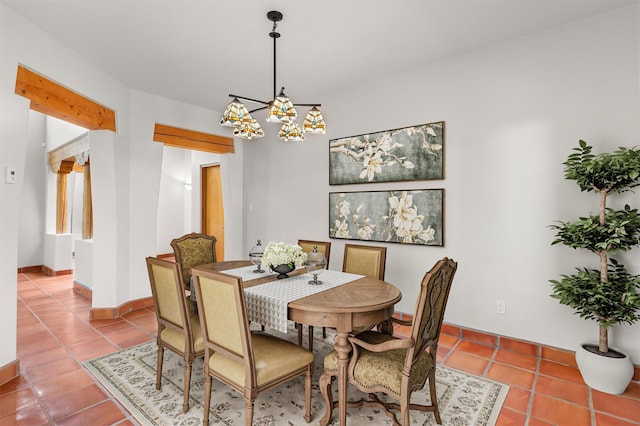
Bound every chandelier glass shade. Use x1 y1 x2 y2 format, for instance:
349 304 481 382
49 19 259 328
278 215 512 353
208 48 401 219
219 10 326 141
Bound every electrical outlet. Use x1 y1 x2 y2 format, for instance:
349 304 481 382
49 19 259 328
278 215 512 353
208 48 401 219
496 300 506 315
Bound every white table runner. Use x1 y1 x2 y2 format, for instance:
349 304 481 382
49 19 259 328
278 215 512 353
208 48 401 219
237 269 363 333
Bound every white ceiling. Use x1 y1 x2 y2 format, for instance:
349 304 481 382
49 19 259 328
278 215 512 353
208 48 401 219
2 0 635 113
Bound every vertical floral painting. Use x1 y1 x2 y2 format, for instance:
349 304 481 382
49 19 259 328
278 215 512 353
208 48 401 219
329 190 444 246
329 121 444 185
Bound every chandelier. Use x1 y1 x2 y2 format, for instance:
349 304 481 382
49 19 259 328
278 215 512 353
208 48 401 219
219 10 327 141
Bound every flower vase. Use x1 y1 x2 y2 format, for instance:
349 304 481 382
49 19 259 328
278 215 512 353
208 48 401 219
271 264 295 279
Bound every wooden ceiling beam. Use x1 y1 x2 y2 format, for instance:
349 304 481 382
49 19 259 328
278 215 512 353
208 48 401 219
153 123 234 154
15 65 117 131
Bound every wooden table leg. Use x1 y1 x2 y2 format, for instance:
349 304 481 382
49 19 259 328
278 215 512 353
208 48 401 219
334 330 351 426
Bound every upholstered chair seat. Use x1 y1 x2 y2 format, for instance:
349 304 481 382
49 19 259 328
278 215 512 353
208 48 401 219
324 331 433 395
208 333 313 386
159 313 204 353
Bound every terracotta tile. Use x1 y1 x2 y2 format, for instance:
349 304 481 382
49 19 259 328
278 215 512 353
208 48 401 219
531 394 591 425
634 366 640 381
456 340 495 359
54 400 126 426
527 418 555 426
538 359 584 384
32 369 94 399
502 386 531 413
104 327 151 347
494 349 538 372
437 333 459 350
435 349 449 363
127 317 157 334
56 328 102 347
42 384 108 421
66 336 116 358
495 407 526 426
44 318 91 335
0 403 49 426
443 351 489 376
16 335 60 358
18 346 68 367
461 328 497 346
487 363 535 389
88 318 122 328
117 334 154 349
534 375 589 407
94 319 133 335
73 344 121 363
499 337 539 357
623 381 640 399
393 324 411 338
122 309 153 320
113 419 136 426
0 387 39 417
595 412 640 426
16 323 47 337
441 323 460 337
541 346 577 368
592 389 640 423
25 358 82 384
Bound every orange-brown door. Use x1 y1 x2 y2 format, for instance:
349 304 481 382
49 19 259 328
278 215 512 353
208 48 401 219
201 164 224 261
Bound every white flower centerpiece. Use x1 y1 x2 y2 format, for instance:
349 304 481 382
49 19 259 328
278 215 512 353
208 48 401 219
261 241 307 279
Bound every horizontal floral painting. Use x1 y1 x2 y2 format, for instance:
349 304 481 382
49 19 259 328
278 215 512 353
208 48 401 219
329 121 444 185
329 190 443 246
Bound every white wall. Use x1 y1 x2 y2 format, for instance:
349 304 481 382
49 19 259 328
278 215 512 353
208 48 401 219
244 6 640 360
17 110 46 267
127 89 238 301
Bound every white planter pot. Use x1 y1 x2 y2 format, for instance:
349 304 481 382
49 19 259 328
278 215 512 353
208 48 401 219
575 343 634 395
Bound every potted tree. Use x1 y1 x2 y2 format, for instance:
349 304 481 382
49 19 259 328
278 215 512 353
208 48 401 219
550 140 640 395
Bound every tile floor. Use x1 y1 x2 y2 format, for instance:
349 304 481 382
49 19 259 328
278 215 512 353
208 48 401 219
1 271 639 425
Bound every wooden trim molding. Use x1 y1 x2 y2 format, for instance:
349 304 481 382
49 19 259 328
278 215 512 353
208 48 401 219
0 360 20 387
90 297 154 320
14 65 117 131
153 123 234 154
73 281 92 300
42 266 73 277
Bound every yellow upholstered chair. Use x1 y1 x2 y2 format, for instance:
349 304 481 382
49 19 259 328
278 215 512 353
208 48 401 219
343 243 389 333
297 239 332 351
320 257 458 425
342 243 386 280
146 256 205 413
192 268 315 426
170 232 217 290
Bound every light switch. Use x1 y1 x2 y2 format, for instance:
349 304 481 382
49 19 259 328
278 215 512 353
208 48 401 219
4 167 16 184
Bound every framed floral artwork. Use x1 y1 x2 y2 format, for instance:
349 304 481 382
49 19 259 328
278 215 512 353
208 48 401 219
329 189 444 246
329 121 444 185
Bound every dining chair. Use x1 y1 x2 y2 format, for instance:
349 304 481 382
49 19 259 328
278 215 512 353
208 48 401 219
342 243 386 280
145 256 205 413
319 257 458 425
297 239 332 351
343 243 390 333
192 268 315 426
170 232 217 290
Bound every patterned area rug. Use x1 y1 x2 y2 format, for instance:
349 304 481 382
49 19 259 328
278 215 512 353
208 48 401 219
84 327 508 425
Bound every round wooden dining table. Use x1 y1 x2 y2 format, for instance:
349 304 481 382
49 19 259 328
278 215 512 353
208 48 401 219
192 260 402 426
